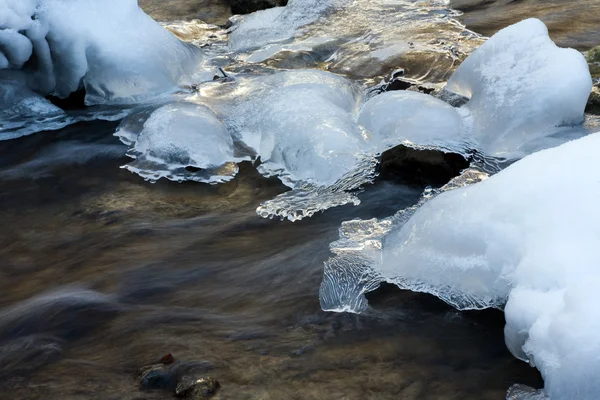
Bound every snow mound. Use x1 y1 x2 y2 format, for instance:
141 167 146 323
446 18 592 158
0 0 208 104
324 132 600 399
116 102 241 184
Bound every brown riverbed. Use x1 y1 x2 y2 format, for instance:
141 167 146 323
451 0 600 49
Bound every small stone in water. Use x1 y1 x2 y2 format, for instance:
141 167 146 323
175 376 221 399
160 353 175 365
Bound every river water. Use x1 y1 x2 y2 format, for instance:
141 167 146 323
0 1 596 399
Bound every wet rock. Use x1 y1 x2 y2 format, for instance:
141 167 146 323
369 69 439 98
586 86 600 115
138 363 172 389
138 355 214 391
175 376 220 399
378 145 470 186
434 88 470 108
160 353 176 365
229 0 287 15
138 0 232 25
585 46 600 82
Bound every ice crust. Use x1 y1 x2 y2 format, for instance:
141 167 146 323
0 0 207 104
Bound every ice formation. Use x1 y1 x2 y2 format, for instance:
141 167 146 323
323 133 600 399
358 19 592 159
116 102 241 183
446 18 592 158
0 0 207 104
0 76 70 140
357 90 471 155
228 0 338 52
118 70 381 219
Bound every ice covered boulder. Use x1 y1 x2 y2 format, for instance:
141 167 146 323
116 102 241 183
118 70 378 220
228 0 337 52
358 91 471 155
219 70 378 220
446 18 592 158
0 0 208 104
324 132 600 399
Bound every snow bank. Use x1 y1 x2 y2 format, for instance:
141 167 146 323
0 0 207 104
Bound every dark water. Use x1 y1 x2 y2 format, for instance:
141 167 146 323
451 0 600 50
4 0 599 398
0 122 543 399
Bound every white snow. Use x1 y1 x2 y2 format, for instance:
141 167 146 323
0 0 208 104
446 18 592 158
380 132 600 399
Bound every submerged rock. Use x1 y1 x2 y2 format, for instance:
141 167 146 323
138 0 232 25
138 355 213 391
379 145 469 186
175 376 221 399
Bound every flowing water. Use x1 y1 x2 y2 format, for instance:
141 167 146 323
0 0 597 399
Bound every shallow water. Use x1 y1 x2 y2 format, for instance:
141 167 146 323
0 121 543 399
1 0 598 398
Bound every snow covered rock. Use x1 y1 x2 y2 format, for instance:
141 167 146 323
323 132 600 399
446 18 592 158
0 0 208 104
